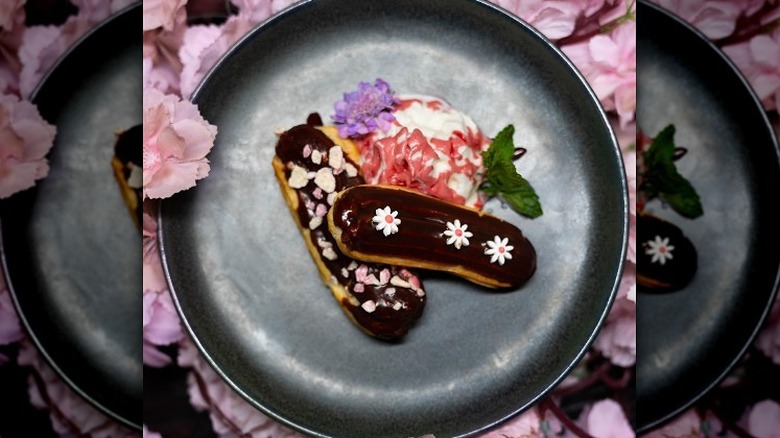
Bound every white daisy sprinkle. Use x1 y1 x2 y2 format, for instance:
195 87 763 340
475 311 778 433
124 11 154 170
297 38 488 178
443 219 473 249
645 235 674 265
372 206 400 236
484 235 514 265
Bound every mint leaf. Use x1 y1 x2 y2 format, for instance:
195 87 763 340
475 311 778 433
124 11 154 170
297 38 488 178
482 124 515 168
661 182 703 218
642 124 703 219
480 124 542 219
501 176 543 218
643 124 676 167
487 160 527 193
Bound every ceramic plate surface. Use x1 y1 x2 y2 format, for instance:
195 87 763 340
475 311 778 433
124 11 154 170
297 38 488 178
636 0 780 432
160 0 628 436
0 3 142 430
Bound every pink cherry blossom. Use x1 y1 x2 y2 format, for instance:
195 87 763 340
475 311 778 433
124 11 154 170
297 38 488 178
18 24 63 97
0 0 24 96
743 0 774 18
0 285 22 344
1 27 24 96
490 0 591 41
142 31 183 94
0 276 23 365
561 19 636 127
69 0 112 23
143 207 168 292
143 55 176 97
651 0 744 39
176 1 307 97
0 93 56 199
16 339 139 437
761 3 780 24
755 293 780 364
143 4 186 95
272 0 304 14
111 0 139 14
480 406 543 437
593 312 636 367
143 0 188 31
612 118 637 263
18 2 112 97
613 120 637 213
579 399 634 438
142 87 217 199
178 338 305 437
143 289 182 366
597 0 636 26
741 399 780 438
180 0 288 99
143 425 163 438
178 23 224 99
230 0 305 21
641 408 701 438
593 263 636 366
0 0 25 33
722 28 780 112
179 1 270 98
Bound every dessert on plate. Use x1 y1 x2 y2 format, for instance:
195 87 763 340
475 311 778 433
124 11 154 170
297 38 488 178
351 93 491 209
328 184 536 289
112 124 142 232
637 214 697 292
273 120 426 340
273 79 542 339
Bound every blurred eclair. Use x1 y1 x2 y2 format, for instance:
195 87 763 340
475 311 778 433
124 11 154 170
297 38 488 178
111 124 142 232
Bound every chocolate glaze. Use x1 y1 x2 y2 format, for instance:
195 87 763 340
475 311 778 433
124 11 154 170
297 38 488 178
637 214 698 293
276 124 426 340
114 124 142 226
115 124 142 165
331 185 537 289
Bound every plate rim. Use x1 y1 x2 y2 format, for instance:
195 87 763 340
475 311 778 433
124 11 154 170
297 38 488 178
161 0 630 436
637 0 780 433
0 2 143 431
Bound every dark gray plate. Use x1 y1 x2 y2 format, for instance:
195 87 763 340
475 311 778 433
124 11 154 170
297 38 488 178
636 1 780 433
0 3 142 430
159 1 627 436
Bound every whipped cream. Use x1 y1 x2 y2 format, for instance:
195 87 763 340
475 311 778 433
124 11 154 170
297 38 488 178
357 95 490 208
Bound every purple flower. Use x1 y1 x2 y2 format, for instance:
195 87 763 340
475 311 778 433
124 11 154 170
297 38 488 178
331 78 398 138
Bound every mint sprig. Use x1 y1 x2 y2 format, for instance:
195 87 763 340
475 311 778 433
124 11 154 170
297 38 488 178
641 124 703 219
480 125 542 219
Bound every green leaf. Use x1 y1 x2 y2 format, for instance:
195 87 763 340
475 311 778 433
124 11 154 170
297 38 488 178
487 160 526 193
479 124 543 219
479 181 499 197
643 124 676 166
501 177 543 219
660 181 703 219
641 124 704 219
481 124 515 168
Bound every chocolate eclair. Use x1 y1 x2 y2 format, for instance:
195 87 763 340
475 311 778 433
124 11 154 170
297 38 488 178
111 124 142 232
328 185 537 289
637 214 698 292
272 120 426 340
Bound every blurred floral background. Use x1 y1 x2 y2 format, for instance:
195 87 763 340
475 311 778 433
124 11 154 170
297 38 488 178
0 0 778 437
